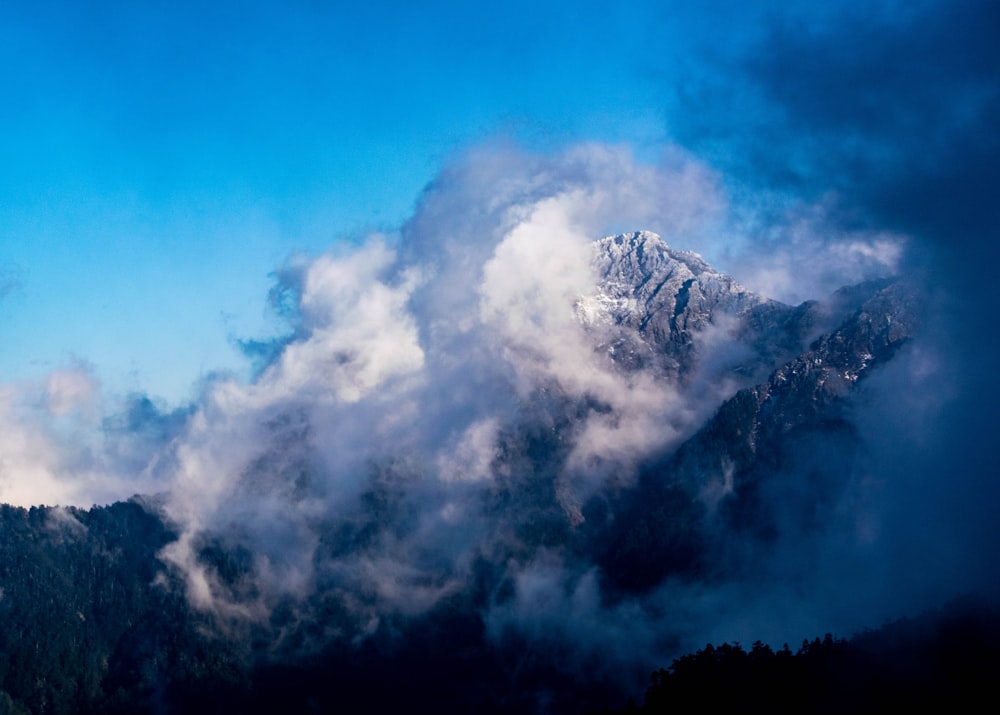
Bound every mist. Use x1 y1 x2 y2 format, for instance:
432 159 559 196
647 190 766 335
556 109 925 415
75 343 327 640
0 142 957 679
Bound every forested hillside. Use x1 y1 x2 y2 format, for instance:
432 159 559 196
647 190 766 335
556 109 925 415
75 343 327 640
607 598 1000 714
0 501 248 714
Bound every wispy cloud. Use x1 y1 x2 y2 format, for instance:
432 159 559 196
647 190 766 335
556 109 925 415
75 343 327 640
0 133 940 625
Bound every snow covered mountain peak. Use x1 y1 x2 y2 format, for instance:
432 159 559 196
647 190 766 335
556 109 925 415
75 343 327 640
576 231 774 381
586 231 762 326
594 230 713 278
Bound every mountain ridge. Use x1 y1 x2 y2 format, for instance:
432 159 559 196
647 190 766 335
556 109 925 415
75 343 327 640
0 231 923 714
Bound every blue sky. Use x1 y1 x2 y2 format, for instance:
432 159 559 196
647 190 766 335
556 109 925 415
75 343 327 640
0 0 771 402
2 0 996 406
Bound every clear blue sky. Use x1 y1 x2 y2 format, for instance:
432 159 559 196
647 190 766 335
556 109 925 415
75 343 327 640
0 1 852 403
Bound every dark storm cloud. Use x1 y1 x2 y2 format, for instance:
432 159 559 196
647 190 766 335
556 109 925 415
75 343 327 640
668 0 1000 618
754 1 999 246
675 0 1000 257
745 1 1000 599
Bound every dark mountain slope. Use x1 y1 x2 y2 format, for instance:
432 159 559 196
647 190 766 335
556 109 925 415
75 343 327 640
0 233 927 714
594 279 917 593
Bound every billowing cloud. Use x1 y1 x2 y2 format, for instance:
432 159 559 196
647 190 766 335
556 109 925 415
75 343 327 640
0 120 978 704
254 239 426 405
0 365 167 507
145 143 736 618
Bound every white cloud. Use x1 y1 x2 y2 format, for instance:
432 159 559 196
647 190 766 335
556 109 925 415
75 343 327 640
721 197 908 304
0 140 920 634
45 367 98 417
0 366 162 507
242 238 425 407
143 142 737 617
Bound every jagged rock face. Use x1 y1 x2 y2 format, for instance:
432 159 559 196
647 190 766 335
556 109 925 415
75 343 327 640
575 232 914 404
578 231 818 385
588 231 761 330
674 280 917 486
489 231 921 595
595 277 918 591
577 231 757 379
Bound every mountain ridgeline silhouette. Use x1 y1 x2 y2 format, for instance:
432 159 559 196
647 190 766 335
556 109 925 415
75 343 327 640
0 231 938 713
